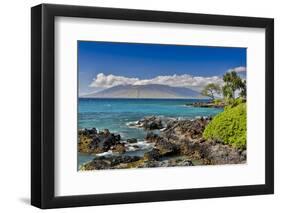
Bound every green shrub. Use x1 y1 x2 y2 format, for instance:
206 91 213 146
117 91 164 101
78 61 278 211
203 103 246 149
225 97 246 109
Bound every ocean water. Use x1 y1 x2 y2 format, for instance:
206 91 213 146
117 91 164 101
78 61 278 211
78 98 223 167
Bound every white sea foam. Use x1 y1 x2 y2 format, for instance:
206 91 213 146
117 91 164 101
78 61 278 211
125 121 138 126
95 150 114 157
126 121 143 128
126 146 137 152
124 140 154 151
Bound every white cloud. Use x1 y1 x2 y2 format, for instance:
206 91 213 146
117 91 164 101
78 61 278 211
228 66 246 73
89 73 139 88
89 73 224 91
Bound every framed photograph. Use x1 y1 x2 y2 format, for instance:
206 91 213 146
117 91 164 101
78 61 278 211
31 4 274 209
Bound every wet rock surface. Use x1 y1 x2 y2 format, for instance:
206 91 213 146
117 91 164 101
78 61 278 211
111 143 126 154
126 138 138 143
79 128 122 154
137 116 163 130
144 148 161 161
80 155 141 170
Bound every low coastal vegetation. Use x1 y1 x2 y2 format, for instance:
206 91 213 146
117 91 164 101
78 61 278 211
203 102 246 149
200 70 247 150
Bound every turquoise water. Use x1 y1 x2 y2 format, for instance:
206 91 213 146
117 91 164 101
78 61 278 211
78 98 222 140
78 98 223 167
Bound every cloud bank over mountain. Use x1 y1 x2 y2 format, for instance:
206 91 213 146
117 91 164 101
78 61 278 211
89 73 224 91
84 66 246 97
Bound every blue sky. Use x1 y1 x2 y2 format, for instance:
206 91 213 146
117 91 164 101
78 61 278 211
78 41 246 95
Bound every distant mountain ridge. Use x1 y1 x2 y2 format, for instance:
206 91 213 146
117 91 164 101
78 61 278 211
81 84 205 99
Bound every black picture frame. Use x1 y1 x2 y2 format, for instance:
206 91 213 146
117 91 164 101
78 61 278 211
31 3 274 209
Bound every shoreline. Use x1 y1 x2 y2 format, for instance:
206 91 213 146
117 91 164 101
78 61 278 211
186 102 226 108
78 115 246 171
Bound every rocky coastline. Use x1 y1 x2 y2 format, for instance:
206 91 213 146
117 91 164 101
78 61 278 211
186 102 226 108
79 116 246 171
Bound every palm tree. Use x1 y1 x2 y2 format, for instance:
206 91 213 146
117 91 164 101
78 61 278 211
222 71 245 99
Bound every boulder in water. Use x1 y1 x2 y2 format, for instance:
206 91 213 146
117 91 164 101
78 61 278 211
127 138 138 143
